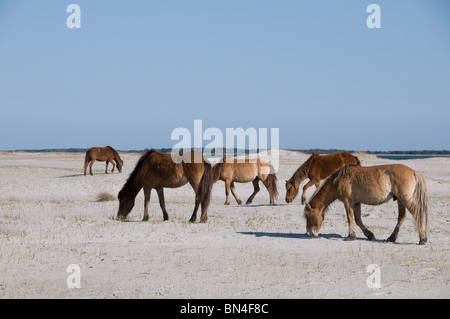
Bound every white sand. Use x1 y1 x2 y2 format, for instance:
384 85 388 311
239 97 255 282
0 150 448 298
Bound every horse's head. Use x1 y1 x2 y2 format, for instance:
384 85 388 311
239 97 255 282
285 180 299 203
117 160 123 173
304 202 324 237
116 189 134 220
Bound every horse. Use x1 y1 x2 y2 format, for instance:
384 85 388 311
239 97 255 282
218 156 278 205
304 164 429 245
117 149 211 223
285 151 360 205
188 156 278 222
84 146 124 176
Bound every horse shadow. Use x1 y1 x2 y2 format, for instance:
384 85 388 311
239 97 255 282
59 174 85 178
238 231 417 244
237 231 344 240
242 203 288 208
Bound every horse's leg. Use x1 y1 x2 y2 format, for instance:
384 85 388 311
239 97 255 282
189 199 200 223
110 160 116 173
245 178 260 205
186 177 201 223
105 161 109 174
343 199 357 241
84 160 89 176
261 176 275 204
89 159 95 175
230 182 242 205
387 201 407 243
156 188 169 221
301 179 317 205
224 179 231 205
353 203 375 241
142 186 151 222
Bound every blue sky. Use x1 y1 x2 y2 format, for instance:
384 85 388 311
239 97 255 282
0 0 449 151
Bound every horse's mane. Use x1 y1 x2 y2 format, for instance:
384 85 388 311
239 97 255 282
308 164 357 209
118 149 155 199
289 153 315 183
107 146 123 163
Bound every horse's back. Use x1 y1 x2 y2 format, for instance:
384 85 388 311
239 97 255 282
145 151 203 188
315 152 358 178
221 157 259 182
339 164 416 204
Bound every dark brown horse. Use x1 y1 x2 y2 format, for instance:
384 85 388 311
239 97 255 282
285 151 360 204
117 149 211 223
84 146 123 176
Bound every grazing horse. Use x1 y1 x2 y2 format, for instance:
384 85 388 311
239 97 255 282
84 146 123 176
304 164 429 245
285 151 360 204
188 156 278 223
117 149 210 223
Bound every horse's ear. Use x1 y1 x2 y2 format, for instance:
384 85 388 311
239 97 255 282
305 202 311 210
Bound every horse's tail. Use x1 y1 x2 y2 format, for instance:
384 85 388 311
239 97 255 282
84 149 91 163
83 149 92 175
410 171 429 243
195 161 222 222
265 172 279 200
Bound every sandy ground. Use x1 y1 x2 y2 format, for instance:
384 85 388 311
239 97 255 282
0 150 448 299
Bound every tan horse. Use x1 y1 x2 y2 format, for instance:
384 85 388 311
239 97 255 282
117 149 210 223
304 164 429 245
285 151 360 204
215 157 277 205
189 156 278 222
84 146 124 175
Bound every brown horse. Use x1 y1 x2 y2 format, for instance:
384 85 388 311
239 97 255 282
84 146 124 176
285 151 360 204
304 164 429 245
117 149 210 223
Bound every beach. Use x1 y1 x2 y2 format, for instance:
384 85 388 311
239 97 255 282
0 150 448 298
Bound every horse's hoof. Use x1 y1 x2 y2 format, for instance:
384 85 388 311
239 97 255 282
344 235 356 241
224 202 230 205
237 200 242 205
386 236 396 243
142 217 149 222
418 238 427 245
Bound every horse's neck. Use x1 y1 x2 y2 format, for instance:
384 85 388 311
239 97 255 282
311 179 337 211
290 166 308 186
120 174 142 199
290 156 314 186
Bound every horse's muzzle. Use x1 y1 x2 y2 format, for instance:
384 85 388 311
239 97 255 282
306 229 318 237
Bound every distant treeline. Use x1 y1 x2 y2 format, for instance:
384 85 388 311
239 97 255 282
6 148 450 155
